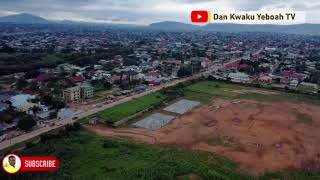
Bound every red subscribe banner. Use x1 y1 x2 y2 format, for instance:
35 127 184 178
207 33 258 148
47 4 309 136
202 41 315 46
21 156 59 172
2 154 59 174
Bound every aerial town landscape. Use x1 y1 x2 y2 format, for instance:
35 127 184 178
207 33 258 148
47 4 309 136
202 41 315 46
0 0 320 179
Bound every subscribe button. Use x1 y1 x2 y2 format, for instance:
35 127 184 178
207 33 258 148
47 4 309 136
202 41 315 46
191 10 210 23
2 154 59 174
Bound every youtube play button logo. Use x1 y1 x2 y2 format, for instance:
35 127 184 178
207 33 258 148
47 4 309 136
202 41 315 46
191 10 209 23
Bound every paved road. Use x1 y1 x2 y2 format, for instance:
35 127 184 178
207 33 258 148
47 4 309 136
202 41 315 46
0 75 200 151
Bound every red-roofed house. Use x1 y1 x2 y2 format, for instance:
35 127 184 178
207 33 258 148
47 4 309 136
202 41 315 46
201 58 212 68
70 75 85 83
238 64 250 71
280 70 306 81
225 61 240 70
258 75 272 83
111 75 128 83
35 74 49 83
145 71 161 78
113 55 123 65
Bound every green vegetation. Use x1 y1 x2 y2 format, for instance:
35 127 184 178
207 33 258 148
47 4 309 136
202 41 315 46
2 129 251 180
184 81 240 103
0 53 66 76
3 128 319 180
96 92 167 124
183 81 320 104
296 112 313 125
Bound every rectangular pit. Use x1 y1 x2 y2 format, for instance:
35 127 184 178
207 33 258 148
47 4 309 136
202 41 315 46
133 113 175 130
164 99 200 114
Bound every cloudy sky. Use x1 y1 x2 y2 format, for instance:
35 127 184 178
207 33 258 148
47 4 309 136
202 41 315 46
0 0 319 24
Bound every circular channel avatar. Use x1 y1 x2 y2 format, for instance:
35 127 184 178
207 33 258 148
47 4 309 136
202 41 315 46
2 154 21 174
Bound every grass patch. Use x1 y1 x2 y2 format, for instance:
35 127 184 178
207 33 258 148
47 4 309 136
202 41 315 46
296 112 313 125
183 81 320 104
1 130 252 180
96 92 167 124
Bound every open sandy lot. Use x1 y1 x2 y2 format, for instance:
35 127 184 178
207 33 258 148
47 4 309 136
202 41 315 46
85 99 320 174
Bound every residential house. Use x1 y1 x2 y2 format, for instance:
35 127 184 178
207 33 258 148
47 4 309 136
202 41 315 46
111 75 128 84
10 94 36 109
290 80 299 88
35 74 49 83
70 75 85 84
279 70 306 81
258 75 272 84
228 72 250 82
225 61 240 70
126 70 139 81
298 82 318 93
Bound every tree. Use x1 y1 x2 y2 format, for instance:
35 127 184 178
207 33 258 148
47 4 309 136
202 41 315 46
177 66 192 78
42 95 53 106
24 70 40 79
104 81 112 90
52 100 66 110
18 116 36 131
316 63 320 71
120 71 124 85
31 106 42 115
49 111 58 119
0 112 13 124
16 79 28 90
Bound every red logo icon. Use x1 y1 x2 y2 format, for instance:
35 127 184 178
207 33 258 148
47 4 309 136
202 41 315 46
191 10 209 23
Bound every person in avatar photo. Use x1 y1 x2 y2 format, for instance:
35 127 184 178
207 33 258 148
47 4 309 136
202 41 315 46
3 154 21 174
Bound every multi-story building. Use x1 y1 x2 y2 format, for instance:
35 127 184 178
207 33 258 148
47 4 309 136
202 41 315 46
63 86 81 102
80 85 94 99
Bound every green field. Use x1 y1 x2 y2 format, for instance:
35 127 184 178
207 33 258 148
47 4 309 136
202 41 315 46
183 81 320 104
95 92 167 123
2 129 252 180
3 128 319 180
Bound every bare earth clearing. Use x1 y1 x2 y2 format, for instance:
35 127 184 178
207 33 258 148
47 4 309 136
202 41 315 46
85 99 320 174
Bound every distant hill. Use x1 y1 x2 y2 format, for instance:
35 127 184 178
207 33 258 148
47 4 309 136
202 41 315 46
203 23 320 35
148 21 320 35
0 13 319 35
0 13 50 24
148 21 200 31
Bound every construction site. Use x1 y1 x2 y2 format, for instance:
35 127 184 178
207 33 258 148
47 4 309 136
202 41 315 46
85 98 320 174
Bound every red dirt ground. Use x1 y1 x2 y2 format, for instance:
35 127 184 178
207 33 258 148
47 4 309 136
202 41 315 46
85 99 320 174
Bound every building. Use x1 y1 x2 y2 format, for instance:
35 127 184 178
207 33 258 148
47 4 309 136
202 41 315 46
14 102 48 114
80 85 94 99
70 75 85 84
10 94 35 108
258 75 272 84
290 80 299 88
63 86 81 102
228 72 250 82
298 82 318 93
